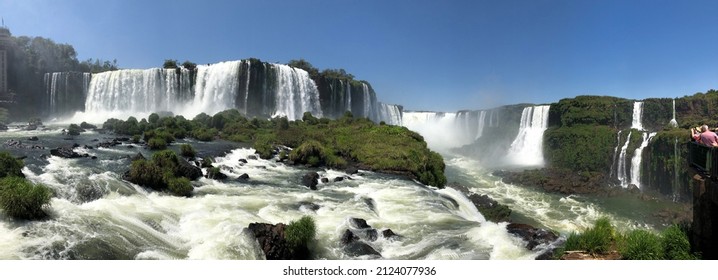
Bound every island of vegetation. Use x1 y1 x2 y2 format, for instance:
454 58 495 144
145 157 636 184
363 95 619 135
94 109 446 195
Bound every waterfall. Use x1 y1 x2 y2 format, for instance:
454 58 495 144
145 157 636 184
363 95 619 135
271 63 323 120
376 103 402 125
669 99 678 127
402 111 467 151
631 101 643 130
475 111 486 140
86 68 193 116
617 131 632 187
609 130 622 179
506 105 551 166
45 72 91 117
190 61 242 117
629 132 656 189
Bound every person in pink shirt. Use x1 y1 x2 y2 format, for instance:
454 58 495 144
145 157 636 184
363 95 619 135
699 125 718 147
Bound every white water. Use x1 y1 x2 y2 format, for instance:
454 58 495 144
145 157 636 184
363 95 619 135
669 99 678 127
0 133 542 260
271 64 323 120
376 103 402 125
402 112 468 152
631 101 644 130
475 111 486 140
617 131 632 187
190 61 242 117
629 132 656 189
506 105 551 166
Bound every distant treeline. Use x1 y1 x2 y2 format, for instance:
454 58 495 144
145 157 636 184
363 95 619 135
4 34 118 119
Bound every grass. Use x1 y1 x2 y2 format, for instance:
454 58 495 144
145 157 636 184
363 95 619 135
179 144 196 158
0 176 52 220
0 152 24 178
556 217 699 260
126 150 197 196
284 216 316 248
103 110 447 187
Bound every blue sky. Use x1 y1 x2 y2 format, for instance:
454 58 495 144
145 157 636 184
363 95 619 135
1 0 717 112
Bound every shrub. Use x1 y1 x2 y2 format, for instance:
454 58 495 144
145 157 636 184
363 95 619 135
284 216 316 248
580 217 615 254
148 137 168 150
132 134 141 144
167 177 193 197
289 140 327 167
0 177 51 220
620 229 663 260
79 122 97 129
128 159 165 190
661 225 696 260
0 152 24 178
180 144 196 158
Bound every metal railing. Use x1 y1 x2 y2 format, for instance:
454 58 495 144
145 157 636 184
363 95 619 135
688 141 718 179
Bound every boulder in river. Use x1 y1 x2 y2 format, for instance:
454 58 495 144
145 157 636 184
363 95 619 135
302 172 320 190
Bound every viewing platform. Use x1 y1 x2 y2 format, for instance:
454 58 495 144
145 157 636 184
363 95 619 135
688 141 718 259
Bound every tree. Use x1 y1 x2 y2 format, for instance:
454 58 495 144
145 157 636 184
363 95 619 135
163 59 178 69
181 60 197 70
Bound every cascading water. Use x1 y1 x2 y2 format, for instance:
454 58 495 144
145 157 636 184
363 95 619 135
609 130 622 179
616 131 632 187
53 60 395 123
0 128 545 260
629 132 656 189
190 61 243 117
85 67 194 117
271 63 323 120
506 105 551 166
669 99 678 127
402 112 468 152
475 111 486 140
44 72 91 117
376 102 402 125
631 101 643 130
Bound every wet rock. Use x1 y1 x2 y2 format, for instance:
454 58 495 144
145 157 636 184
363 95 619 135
25 124 38 131
363 198 376 212
302 172 320 190
114 137 130 142
299 202 320 212
91 156 97 160
28 136 39 141
83 145 94 150
237 173 250 180
50 147 84 158
177 158 203 180
333 177 344 182
238 159 248 164
346 166 359 175
340 229 381 258
320 178 329 183
382 229 401 240
350 218 371 229
0 123 7 131
247 155 258 160
247 222 310 260
506 223 559 251
447 183 512 223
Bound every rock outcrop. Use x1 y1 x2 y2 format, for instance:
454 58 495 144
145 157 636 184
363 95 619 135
247 222 310 260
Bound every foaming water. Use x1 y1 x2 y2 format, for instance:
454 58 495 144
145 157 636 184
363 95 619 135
445 155 652 234
0 128 536 259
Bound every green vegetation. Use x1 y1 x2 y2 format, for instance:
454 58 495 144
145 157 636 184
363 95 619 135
0 177 52 220
5 32 117 119
562 217 615 254
284 216 316 249
79 122 97 129
619 229 663 260
0 155 51 220
544 125 616 172
557 217 698 260
104 110 446 187
0 152 25 178
126 150 197 196
163 59 178 69
548 96 633 128
180 144 197 158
